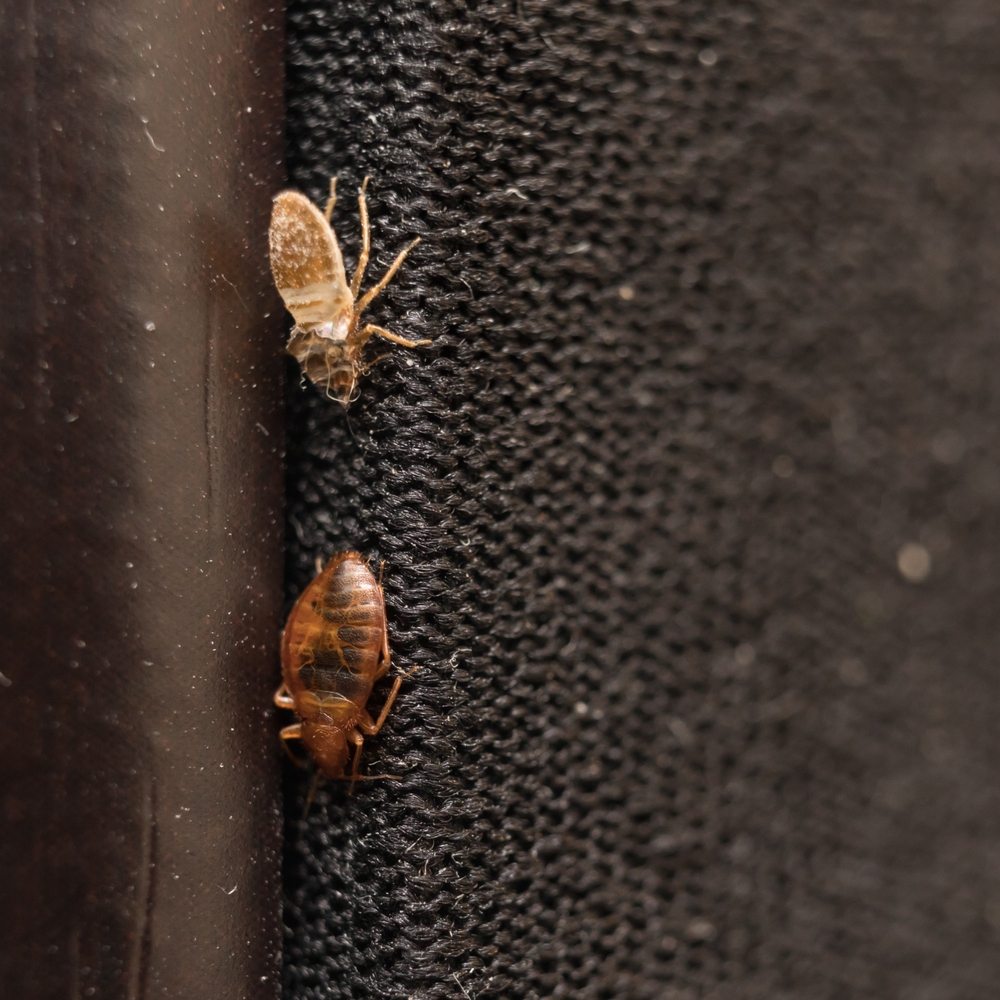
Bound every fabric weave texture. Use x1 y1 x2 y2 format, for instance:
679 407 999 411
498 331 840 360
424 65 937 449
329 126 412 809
282 1 1000 998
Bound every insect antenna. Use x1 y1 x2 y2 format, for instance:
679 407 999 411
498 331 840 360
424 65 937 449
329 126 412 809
342 407 360 445
322 352 335 402
280 734 309 769
301 770 324 820
359 352 392 375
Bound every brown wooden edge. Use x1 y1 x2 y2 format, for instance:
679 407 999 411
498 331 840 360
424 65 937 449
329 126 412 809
0 1 286 996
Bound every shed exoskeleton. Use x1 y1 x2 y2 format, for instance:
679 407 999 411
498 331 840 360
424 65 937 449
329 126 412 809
268 176 430 407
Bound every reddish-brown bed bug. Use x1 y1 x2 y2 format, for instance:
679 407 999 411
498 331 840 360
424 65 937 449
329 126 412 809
268 175 431 407
274 552 416 793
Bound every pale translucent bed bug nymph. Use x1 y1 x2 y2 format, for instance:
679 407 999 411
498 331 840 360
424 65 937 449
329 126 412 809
268 176 431 406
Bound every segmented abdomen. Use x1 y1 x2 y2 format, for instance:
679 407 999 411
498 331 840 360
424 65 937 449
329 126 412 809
282 553 385 711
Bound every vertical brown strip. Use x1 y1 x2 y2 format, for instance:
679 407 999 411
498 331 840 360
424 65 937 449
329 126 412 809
0 0 285 998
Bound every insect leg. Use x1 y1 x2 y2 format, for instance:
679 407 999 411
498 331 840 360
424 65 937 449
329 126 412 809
373 648 392 682
346 729 365 796
350 176 371 298
323 176 337 223
279 723 309 768
358 666 421 737
374 562 392 679
274 684 296 709
359 324 432 350
353 237 422 318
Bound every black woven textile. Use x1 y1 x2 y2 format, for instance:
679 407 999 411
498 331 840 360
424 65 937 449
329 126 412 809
281 2 1000 998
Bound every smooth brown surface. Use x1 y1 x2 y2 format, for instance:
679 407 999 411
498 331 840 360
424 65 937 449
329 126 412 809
0 1 285 997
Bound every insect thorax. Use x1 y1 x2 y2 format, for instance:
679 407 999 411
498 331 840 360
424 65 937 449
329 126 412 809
296 687 366 724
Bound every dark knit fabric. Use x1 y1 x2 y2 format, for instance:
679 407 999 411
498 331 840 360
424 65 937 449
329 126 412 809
281 1 1000 997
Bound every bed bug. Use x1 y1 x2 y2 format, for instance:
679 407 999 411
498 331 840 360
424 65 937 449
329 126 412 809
268 175 431 407
274 552 416 792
